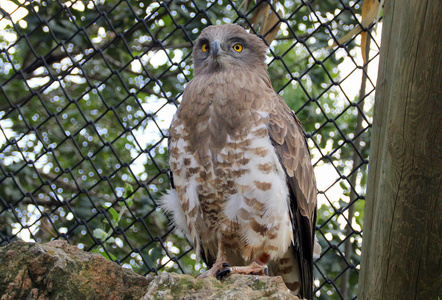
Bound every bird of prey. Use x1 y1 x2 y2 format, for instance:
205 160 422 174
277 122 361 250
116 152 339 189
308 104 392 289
161 24 319 299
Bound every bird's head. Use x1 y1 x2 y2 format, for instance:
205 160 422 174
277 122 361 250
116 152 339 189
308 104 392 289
192 24 268 75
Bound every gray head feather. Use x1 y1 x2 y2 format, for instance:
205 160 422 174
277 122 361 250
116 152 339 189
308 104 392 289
192 24 268 75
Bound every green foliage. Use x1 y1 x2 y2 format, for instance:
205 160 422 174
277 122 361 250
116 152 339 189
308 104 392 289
0 0 377 298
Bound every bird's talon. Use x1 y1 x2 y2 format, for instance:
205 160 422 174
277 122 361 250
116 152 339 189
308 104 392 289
216 268 231 280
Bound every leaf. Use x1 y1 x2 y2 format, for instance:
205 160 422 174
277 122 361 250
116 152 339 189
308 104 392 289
248 2 270 32
124 183 134 205
262 8 282 44
239 0 254 11
243 0 282 44
100 250 117 261
109 207 119 223
360 0 380 64
327 0 382 59
93 228 107 240
9 0 23 6
340 181 348 190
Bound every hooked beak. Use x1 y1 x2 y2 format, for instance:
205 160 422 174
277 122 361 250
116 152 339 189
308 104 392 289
212 40 221 58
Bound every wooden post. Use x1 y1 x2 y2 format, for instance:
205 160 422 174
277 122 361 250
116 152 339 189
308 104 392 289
358 0 442 299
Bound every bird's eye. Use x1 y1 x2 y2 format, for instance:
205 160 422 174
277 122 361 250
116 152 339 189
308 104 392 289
233 43 243 52
201 43 208 52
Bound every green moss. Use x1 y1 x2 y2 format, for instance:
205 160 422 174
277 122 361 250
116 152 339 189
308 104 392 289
169 277 205 294
248 279 268 290
46 249 56 256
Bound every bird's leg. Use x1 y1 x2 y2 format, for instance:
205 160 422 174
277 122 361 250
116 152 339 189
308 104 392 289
221 252 270 277
197 239 270 279
197 240 230 279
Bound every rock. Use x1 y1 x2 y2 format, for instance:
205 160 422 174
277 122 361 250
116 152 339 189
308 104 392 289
143 272 299 300
0 240 151 300
0 241 299 300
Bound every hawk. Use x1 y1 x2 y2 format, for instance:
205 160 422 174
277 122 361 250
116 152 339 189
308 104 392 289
161 24 319 299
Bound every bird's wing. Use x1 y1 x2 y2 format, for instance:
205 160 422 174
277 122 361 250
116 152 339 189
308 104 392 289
267 95 317 300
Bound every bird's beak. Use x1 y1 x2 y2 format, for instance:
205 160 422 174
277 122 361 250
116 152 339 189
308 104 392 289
212 40 221 58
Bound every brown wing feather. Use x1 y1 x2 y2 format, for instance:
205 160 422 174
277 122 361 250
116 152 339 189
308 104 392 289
268 95 317 300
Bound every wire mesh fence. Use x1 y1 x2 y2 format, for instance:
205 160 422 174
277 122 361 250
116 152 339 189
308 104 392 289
0 0 380 299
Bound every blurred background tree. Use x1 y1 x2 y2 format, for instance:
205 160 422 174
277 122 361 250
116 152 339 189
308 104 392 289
0 0 380 299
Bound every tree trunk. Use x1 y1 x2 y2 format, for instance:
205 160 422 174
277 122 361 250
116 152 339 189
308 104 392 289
358 0 442 299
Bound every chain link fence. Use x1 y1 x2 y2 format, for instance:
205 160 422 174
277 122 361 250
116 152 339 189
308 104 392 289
0 0 380 299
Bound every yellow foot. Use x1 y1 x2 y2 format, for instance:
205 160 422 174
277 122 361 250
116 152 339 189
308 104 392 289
197 262 230 279
228 261 268 277
199 261 268 280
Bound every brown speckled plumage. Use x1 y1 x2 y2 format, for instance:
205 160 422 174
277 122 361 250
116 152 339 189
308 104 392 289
161 24 318 300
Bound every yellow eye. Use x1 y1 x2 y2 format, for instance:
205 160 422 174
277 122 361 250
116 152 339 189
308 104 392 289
201 43 208 52
233 43 243 52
